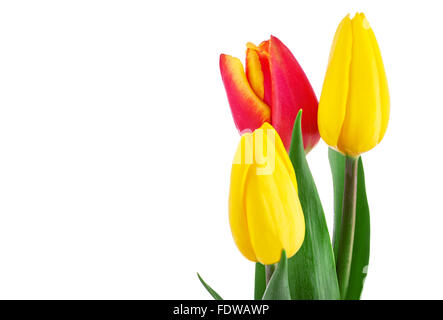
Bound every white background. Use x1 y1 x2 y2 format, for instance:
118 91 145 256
0 0 441 299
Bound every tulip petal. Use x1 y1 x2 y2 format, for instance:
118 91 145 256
266 122 298 194
338 14 383 155
245 126 305 265
318 14 353 148
246 42 272 106
366 15 390 143
245 46 265 100
220 54 271 133
269 35 320 152
229 132 257 262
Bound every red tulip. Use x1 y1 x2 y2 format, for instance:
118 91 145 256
220 36 319 153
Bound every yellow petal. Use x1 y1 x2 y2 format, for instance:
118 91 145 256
267 122 298 194
229 132 256 262
245 125 304 265
229 124 305 264
338 13 383 155
246 44 265 100
318 15 353 148
365 14 390 143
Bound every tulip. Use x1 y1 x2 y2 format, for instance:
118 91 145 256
229 122 305 265
220 36 319 153
318 13 389 298
318 13 389 156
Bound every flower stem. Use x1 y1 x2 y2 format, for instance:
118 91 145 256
336 155 359 299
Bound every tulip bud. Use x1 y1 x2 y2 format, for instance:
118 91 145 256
318 13 390 156
229 122 305 265
220 36 319 153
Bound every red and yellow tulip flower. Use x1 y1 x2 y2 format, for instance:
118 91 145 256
220 36 319 153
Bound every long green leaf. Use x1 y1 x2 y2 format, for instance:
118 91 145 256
329 148 370 300
254 263 266 300
262 251 291 300
287 111 340 300
197 273 223 300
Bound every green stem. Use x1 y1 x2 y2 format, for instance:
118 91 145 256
336 155 359 299
265 264 276 286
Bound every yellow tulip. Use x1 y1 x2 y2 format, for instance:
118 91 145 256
318 13 389 156
229 122 305 265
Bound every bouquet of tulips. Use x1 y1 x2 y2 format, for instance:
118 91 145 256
198 13 389 300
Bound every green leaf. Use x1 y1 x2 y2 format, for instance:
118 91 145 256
254 262 266 300
197 273 223 300
262 251 291 300
329 148 370 300
287 111 340 300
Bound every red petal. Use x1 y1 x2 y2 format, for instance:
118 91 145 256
220 54 271 133
269 36 320 152
245 42 272 107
